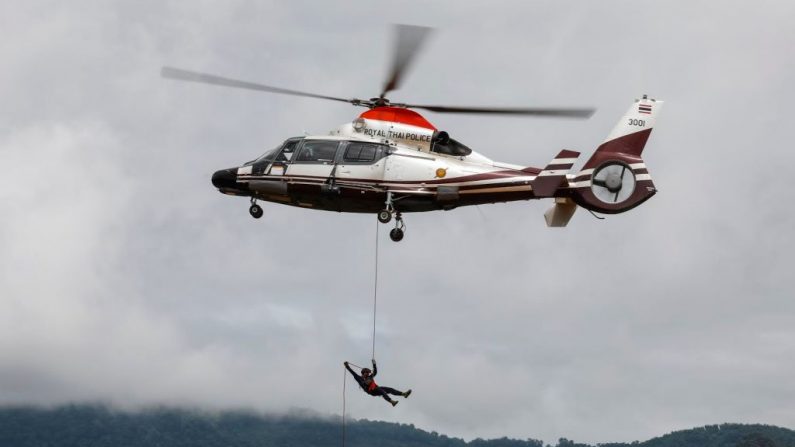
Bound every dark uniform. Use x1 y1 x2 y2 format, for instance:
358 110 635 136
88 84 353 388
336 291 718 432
345 360 409 405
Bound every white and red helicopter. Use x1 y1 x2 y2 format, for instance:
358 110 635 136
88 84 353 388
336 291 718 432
163 25 663 242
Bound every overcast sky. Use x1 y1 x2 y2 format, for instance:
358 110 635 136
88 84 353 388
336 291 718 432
2 0 794 444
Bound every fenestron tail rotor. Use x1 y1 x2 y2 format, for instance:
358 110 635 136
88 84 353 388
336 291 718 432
161 24 595 119
591 163 636 203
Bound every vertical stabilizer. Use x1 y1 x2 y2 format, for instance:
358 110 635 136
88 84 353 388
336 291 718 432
593 96 664 158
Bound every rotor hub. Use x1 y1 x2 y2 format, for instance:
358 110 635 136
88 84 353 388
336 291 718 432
371 97 391 108
605 172 623 191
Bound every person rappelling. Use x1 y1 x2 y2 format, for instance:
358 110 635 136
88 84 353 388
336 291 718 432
344 360 411 407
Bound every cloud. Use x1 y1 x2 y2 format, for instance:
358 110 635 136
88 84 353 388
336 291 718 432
1 1 795 444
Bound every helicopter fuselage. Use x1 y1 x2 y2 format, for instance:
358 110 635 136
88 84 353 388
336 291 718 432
211 107 545 214
210 97 662 242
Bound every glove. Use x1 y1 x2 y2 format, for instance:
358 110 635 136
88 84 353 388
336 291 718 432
371 359 376 365
344 361 348 366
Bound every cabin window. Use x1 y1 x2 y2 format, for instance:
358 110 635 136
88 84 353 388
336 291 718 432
343 143 380 162
294 140 340 163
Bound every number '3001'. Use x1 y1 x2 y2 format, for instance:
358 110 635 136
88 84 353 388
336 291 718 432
628 119 645 127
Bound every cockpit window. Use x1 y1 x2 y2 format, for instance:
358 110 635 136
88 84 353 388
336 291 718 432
253 146 280 164
294 140 340 163
276 139 299 162
249 138 302 165
432 137 473 157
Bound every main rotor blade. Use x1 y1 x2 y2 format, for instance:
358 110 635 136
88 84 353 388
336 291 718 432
404 104 596 118
380 24 434 98
161 66 356 104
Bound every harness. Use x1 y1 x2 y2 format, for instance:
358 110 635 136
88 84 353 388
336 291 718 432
364 378 378 392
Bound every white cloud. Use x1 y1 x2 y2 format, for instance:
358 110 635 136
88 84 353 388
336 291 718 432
1 1 795 444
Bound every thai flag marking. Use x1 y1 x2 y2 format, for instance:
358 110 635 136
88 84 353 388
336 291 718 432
639 104 652 115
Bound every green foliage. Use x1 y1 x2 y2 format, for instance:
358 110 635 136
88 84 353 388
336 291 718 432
0 406 792 447
634 424 793 447
597 424 794 447
0 405 539 447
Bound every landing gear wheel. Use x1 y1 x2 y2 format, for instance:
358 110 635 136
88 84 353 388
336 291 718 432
377 210 392 224
389 227 404 242
389 212 406 242
249 204 263 219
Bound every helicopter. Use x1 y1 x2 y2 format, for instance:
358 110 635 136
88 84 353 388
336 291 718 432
162 25 663 242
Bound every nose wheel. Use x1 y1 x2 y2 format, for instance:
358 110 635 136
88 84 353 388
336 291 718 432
377 209 392 224
389 212 405 242
378 191 395 224
249 198 263 219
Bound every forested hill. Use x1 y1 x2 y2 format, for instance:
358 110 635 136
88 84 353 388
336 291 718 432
0 405 793 447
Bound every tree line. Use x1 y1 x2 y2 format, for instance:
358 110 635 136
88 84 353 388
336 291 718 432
0 405 792 447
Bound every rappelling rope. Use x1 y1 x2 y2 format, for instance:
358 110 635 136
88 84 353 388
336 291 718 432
371 220 380 360
342 365 347 447
342 220 381 447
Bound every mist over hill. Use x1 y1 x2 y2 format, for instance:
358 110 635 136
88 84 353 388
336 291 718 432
1 405 792 447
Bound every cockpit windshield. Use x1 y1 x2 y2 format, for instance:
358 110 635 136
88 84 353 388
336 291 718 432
245 138 302 165
252 146 281 164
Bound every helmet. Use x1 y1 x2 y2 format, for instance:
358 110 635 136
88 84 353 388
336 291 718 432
361 368 372 375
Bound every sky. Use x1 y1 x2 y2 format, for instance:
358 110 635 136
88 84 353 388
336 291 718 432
1 0 794 444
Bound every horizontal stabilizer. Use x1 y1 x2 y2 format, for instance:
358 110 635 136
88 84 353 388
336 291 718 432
544 198 577 227
532 149 580 197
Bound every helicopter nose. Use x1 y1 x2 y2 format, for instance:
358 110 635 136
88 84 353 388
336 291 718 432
211 168 238 189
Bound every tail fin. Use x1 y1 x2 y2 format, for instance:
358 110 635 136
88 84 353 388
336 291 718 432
570 95 663 214
592 95 664 159
532 149 580 197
